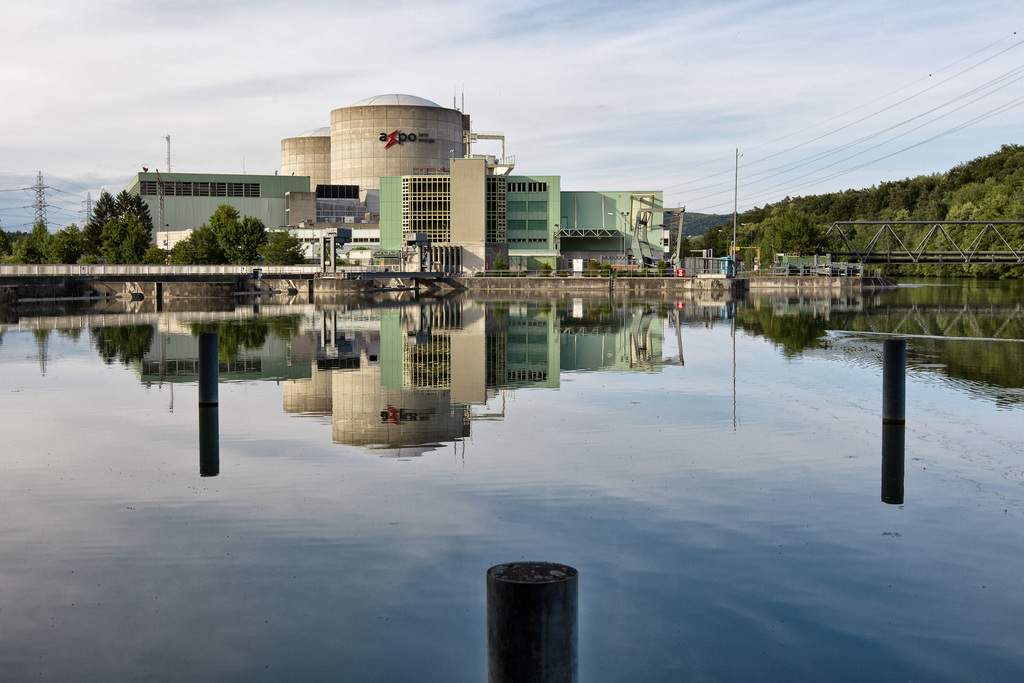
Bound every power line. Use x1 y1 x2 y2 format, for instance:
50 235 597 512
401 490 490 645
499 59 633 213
661 31 1024 213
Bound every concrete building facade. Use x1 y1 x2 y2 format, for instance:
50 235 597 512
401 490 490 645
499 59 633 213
330 94 467 210
280 127 332 190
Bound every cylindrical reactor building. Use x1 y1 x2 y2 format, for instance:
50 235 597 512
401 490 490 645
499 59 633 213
330 94 467 192
280 127 332 190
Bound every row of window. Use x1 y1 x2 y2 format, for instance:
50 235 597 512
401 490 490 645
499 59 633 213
507 369 549 382
507 182 548 193
138 181 261 198
507 220 549 231
507 201 547 213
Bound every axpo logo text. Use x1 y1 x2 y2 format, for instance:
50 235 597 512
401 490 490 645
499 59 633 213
379 130 436 148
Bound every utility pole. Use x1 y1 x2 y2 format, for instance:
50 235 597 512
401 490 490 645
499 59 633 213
733 149 741 274
33 171 49 229
674 207 686 268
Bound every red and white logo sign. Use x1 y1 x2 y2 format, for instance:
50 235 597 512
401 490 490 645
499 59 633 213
379 131 436 148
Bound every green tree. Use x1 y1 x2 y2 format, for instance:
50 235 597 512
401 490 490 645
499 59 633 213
47 224 84 264
206 205 266 264
169 223 226 265
113 190 153 236
14 222 52 263
100 215 151 264
0 226 11 259
775 209 822 253
85 190 116 257
141 246 168 265
694 223 730 257
261 230 305 265
88 190 154 262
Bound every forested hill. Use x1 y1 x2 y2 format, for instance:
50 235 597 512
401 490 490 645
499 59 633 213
744 143 1024 225
695 144 1024 261
681 212 730 236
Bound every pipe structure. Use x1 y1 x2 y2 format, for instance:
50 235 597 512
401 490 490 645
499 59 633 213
487 562 578 683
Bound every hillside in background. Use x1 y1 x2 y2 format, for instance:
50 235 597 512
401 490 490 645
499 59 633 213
691 144 1024 276
680 212 730 237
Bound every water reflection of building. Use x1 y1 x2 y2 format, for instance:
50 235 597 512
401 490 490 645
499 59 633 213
559 301 664 372
282 299 674 451
282 301 568 453
118 298 674 454
282 304 478 454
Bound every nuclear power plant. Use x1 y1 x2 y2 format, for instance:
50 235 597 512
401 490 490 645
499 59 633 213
126 93 670 272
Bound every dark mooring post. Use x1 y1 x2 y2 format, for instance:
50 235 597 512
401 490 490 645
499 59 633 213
881 423 905 504
198 331 219 476
198 332 218 408
882 338 906 425
199 406 220 477
487 562 578 683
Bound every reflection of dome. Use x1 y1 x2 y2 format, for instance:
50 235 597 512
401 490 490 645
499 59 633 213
370 444 446 458
350 93 442 107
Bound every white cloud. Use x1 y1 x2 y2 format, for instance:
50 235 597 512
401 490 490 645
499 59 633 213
1 0 1021 228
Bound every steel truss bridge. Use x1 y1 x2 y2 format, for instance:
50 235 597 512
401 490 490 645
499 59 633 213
822 221 1024 264
828 302 1024 341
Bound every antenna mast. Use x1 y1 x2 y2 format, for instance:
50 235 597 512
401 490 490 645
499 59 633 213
155 169 166 248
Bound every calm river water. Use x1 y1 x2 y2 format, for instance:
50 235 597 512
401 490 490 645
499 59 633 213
1 278 1022 681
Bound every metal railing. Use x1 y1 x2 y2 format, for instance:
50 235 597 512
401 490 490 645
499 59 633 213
769 262 864 277
476 268 680 278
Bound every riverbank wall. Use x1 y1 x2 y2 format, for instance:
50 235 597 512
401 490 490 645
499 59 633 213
0 273 895 305
453 274 894 297
0 274 376 304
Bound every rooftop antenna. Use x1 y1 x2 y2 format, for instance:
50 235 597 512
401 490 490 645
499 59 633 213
164 134 171 173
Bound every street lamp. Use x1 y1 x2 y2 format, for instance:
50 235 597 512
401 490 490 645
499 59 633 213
608 211 628 265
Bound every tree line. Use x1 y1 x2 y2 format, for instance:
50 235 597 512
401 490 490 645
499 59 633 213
689 144 1024 277
0 191 305 266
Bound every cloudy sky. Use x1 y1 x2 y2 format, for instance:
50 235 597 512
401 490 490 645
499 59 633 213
1 0 1021 230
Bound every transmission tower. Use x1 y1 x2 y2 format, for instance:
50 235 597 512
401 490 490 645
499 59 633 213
33 171 50 229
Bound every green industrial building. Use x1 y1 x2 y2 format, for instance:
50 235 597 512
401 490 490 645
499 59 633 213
125 172 310 248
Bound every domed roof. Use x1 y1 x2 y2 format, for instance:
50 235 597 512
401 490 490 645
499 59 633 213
296 126 330 137
351 94 443 108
